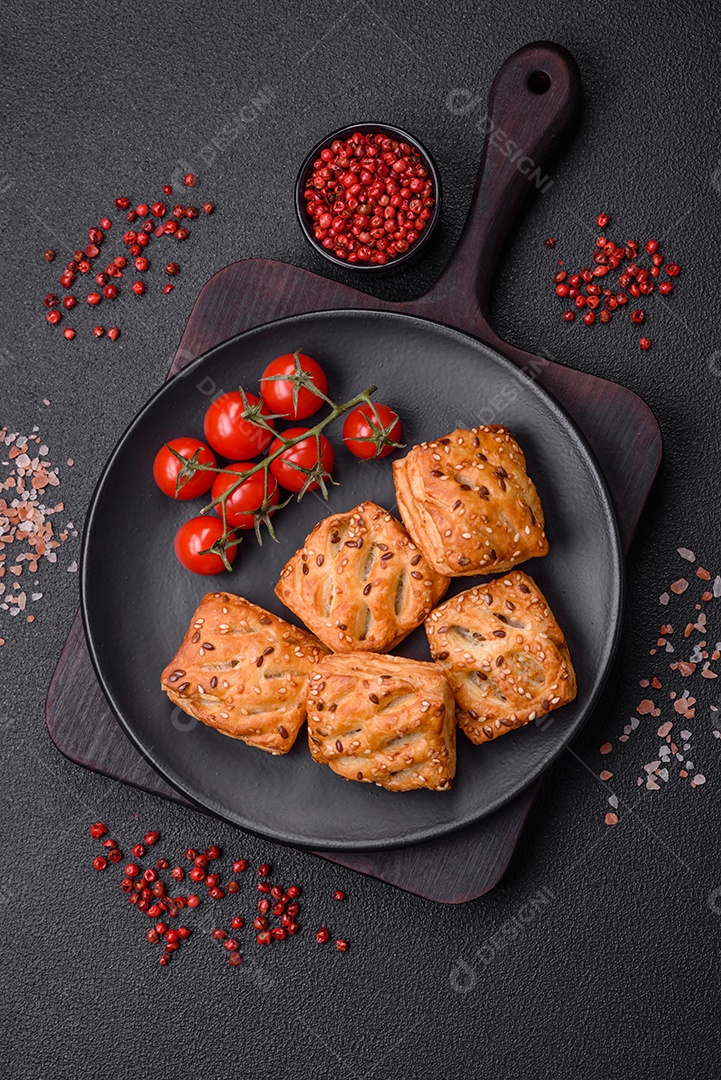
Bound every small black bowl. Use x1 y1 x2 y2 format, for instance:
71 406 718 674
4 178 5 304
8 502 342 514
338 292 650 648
295 121 441 273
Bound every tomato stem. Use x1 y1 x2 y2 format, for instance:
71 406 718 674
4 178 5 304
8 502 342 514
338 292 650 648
181 381 377 567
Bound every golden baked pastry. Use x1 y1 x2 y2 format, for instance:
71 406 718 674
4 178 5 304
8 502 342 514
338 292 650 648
160 592 327 754
306 652 456 791
275 501 449 653
425 570 576 744
393 425 548 576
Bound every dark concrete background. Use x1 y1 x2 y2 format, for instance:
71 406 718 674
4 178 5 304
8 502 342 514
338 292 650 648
1 1 720 1076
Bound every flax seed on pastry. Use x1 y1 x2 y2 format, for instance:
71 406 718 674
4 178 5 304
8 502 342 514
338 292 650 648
393 425 548 577
160 592 327 755
275 501 449 653
306 652 456 792
425 570 576 744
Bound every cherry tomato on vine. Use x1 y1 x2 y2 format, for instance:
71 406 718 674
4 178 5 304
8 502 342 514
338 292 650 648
211 462 279 529
342 403 402 460
174 516 237 575
269 428 334 493
153 437 217 499
260 352 328 420
204 391 275 459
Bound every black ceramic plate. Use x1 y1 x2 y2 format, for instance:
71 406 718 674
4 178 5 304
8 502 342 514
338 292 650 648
82 310 623 850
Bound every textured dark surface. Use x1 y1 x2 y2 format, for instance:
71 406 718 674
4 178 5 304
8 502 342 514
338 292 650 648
2 1 720 1077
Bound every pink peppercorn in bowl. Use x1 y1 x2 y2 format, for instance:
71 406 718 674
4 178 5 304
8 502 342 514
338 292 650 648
295 122 441 272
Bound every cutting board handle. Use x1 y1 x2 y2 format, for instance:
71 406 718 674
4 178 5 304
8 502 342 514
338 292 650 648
421 42 581 320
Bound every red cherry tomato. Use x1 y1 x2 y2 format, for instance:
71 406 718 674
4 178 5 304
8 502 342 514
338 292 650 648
203 391 275 459
211 462 279 529
269 427 334 493
153 437 217 499
260 352 328 420
342 403 402 460
174 516 237 575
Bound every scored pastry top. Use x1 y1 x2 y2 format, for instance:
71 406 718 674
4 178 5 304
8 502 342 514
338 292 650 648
393 425 548 577
425 570 576 745
160 591 327 755
275 501 449 653
306 651 456 792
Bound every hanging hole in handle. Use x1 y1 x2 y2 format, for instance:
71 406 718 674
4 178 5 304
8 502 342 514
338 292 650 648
528 70 551 94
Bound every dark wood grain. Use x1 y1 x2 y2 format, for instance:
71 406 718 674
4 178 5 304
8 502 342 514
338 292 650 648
45 42 661 902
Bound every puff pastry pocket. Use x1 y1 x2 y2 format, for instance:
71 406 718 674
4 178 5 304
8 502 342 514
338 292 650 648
393 425 548 577
306 652 456 792
275 501 449 653
160 592 327 755
425 570 577 744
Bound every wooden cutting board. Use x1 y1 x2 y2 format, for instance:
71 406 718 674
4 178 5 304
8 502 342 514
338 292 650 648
45 42 661 902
